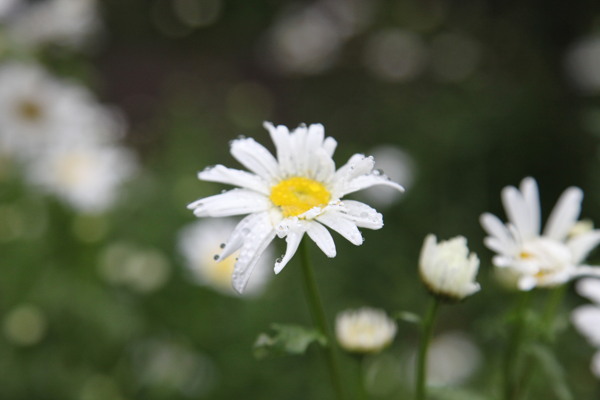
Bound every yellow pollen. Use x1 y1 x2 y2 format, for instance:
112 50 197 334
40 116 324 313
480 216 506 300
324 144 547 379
519 251 533 259
269 176 331 217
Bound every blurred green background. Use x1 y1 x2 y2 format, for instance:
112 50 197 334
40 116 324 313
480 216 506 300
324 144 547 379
1 0 600 399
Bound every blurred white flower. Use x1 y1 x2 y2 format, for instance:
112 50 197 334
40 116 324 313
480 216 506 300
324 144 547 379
25 143 137 214
1 0 100 49
98 242 171 293
364 29 427 82
335 307 397 354
177 219 273 296
481 177 600 291
424 331 481 386
187 122 404 293
565 35 600 94
419 234 480 301
572 278 600 378
360 145 415 207
132 339 217 397
0 62 123 159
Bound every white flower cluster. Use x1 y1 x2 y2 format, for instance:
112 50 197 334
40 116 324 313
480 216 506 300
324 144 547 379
481 177 600 290
0 62 136 213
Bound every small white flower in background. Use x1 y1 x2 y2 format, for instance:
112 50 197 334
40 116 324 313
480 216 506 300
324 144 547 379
0 62 123 159
424 331 481 386
335 307 397 354
24 143 137 214
1 0 100 49
419 234 480 301
572 278 600 378
178 219 273 296
98 242 171 293
187 122 404 293
480 177 600 291
360 145 415 208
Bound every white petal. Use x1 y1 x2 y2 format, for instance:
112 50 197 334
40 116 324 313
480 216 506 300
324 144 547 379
323 137 337 157
290 125 310 176
543 187 583 241
274 230 304 274
568 230 600 264
571 305 600 347
341 200 383 230
231 213 276 293
336 174 404 198
198 165 269 195
517 276 537 291
306 221 336 258
480 213 515 249
264 122 294 177
520 177 541 235
484 237 512 255
219 212 266 260
188 189 270 217
502 185 536 240
230 137 279 180
571 265 600 280
312 148 336 182
317 212 363 246
576 278 600 305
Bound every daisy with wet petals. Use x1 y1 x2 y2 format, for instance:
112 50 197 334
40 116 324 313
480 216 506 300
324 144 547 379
480 177 600 290
187 122 404 293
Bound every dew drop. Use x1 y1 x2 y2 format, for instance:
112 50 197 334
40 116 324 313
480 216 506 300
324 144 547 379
220 189 227 194
220 243 226 249
213 254 220 260
276 256 283 264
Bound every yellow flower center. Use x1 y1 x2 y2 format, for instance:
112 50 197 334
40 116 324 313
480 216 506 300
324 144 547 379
269 176 331 217
16 99 43 122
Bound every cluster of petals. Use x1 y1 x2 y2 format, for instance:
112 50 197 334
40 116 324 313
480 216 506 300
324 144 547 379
419 234 480 301
335 307 397 354
187 122 404 293
480 177 600 290
571 278 600 377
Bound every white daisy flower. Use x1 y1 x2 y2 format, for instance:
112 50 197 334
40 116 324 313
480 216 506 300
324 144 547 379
24 143 137 213
177 219 272 296
187 122 404 293
335 307 397 354
419 234 480 301
0 62 122 159
480 177 600 290
572 278 600 378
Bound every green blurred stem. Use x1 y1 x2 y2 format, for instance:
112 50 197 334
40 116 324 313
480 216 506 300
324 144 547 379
502 291 532 400
299 239 345 400
415 297 440 400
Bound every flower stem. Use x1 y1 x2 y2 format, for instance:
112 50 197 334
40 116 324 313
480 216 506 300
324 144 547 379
502 291 532 400
415 297 440 400
299 239 345 400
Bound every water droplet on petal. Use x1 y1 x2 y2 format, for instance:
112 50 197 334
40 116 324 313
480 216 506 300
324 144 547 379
213 254 220 260
220 243 226 249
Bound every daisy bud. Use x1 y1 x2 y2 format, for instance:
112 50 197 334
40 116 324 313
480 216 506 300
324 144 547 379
419 234 480 302
335 307 397 354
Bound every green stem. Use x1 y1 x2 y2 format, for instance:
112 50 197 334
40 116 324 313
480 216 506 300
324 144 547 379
299 239 345 400
502 291 532 400
415 297 440 400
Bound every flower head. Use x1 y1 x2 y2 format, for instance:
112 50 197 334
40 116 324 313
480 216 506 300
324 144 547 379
187 122 404 293
480 177 600 291
335 307 397 354
419 234 480 301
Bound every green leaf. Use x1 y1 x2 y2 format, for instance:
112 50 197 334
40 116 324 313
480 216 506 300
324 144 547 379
253 323 326 359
